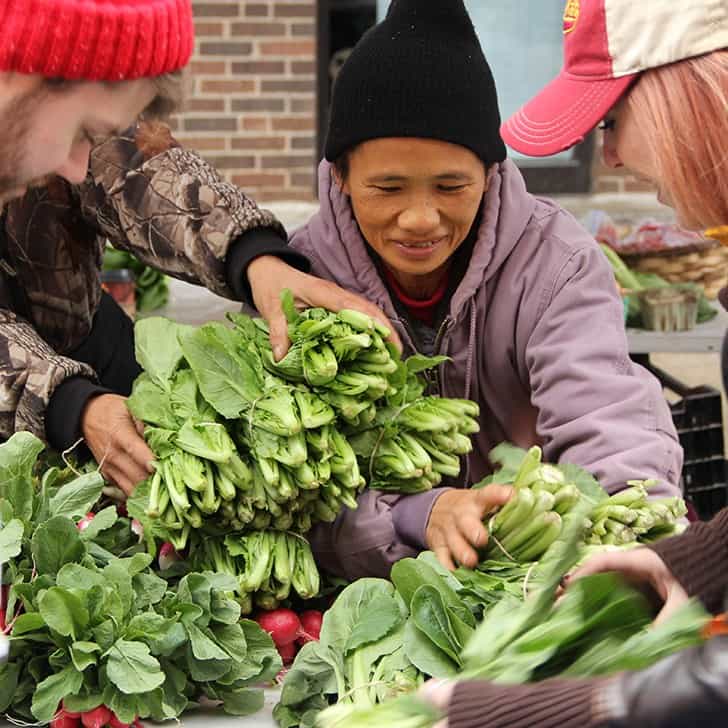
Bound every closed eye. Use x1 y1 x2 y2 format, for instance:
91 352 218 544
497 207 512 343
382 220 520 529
438 184 468 192
373 185 402 192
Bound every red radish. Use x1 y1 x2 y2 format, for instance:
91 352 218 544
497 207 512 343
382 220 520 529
297 610 323 645
116 503 128 518
158 542 180 571
131 519 144 540
255 609 302 647
51 704 81 728
277 640 298 665
81 705 112 728
109 713 131 728
77 512 95 531
51 713 81 728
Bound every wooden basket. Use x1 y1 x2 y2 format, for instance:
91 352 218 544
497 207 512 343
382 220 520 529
621 240 728 299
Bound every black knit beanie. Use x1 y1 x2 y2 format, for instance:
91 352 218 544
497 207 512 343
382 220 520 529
324 0 507 165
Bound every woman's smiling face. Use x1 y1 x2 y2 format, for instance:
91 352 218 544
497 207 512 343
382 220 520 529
338 138 487 292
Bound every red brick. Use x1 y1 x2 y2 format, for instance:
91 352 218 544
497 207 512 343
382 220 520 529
291 23 315 36
232 136 287 150
193 3 240 17
261 79 315 93
231 21 287 36
232 97 286 112
186 98 226 112
274 3 315 17
201 80 256 94
290 172 315 188
184 117 238 132
194 21 225 36
242 117 268 131
190 60 227 74
204 155 256 169
176 136 228 151
260 41 316 56
272 117 315 131
233 173 287 187
261 155 313 169
231 61 286 75
290 98 315 113
245 3 269 17
200 41 253 55
291 136 315 150
290 61 315 74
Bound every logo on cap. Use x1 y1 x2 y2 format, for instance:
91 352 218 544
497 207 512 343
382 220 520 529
563 0 580 34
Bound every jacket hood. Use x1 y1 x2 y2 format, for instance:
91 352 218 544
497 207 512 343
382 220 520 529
307 158 537 327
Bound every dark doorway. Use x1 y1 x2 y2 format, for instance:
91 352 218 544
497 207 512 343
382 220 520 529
316 0 377 189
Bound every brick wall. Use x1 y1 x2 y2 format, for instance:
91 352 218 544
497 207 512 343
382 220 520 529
171 1 318 202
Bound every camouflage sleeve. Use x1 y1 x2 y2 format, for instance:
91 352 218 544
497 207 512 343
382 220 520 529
0 309 96 442
80 120 287 299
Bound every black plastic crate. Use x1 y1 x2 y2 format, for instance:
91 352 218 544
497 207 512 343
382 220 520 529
686 483 728 520
639 361 728 518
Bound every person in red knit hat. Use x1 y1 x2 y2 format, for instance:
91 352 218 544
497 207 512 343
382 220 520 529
0 0 397 495
419 0 728 726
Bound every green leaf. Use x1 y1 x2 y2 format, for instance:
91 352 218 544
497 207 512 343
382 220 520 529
48 472 104 520
78 505 118 541
404 354 450 375
219 687 265 716
187 622 230 661
124 613 186 657
132 572 168 609
0 518 24 563
127 374 179 429
71 641 100 671
239 619 282 685
134 317 191 390
38 587 89 639
106 639 166 694
180 324 261 419
403 618 459 679
344 592 402 654
0 432 44 522
31 516 85 576
410 585 462 665
31 664 84 722
63 692 104 714
320 578 398 655
210 622 248 663
0 662 20 712
557 463 608 503
210 591 242 625
57 563 106 590
11 612 46 635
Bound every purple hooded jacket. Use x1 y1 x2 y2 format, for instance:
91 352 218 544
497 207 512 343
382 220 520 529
290 159 683 579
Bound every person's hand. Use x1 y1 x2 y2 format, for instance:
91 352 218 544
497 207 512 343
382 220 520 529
247 255 401 360
81 394 155 496
566 547 689 624
426 486 513 570
419 679 455 728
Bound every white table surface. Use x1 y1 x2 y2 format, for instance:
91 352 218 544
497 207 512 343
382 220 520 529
626 307 727 354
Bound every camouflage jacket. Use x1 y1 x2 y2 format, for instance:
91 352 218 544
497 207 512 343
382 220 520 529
0 121 289 444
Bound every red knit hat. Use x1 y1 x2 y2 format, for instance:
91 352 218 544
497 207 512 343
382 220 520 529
0 0 194 81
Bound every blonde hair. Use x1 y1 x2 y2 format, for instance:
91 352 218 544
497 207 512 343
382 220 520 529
624 50 728 229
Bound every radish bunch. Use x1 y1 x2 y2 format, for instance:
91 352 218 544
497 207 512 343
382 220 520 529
255 608 323 665
51 703 141 728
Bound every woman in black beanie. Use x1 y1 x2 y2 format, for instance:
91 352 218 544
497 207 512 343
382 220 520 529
291 0 681 578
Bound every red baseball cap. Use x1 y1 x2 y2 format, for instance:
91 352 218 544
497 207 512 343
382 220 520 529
502 0 728 157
